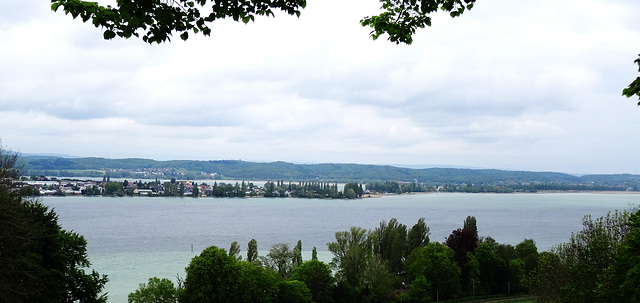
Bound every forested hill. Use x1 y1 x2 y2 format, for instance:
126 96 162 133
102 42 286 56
20 156 640 187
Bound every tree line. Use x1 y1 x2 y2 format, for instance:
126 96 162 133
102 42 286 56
128 209 640 303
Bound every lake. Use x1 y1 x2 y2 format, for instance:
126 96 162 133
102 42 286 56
42 193 639 302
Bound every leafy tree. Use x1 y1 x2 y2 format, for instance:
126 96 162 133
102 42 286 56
293 240 303 268
463 216 477 233
623 54 640 104
181 245 242 303
327 226 374 288
51 0 476 45
405 242 461 301
600 208 640 302
312 246 318 261
445 228 478 255
263 243 294 278
291 260 335 303
374 218 408 274
229 241 242 261
275 280 313 303
527 211 632 303
407 217 430 254
247 238 259 264
128 277 178 303
0 146 108 303
237 262 278 303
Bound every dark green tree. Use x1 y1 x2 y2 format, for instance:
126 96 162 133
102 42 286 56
405 242 462 301
263 243 294 278
247 238 259 264
229 241 242 261
275 280 313 303
51 0 476 45
127 277 178 303
623 54 640 104
0 146 108 303
290 260 335 303
407 217 430 254
181 246 242 303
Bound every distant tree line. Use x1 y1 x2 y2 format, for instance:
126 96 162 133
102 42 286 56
367 181 630 194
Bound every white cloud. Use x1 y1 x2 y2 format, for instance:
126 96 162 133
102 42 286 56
1 0 640 173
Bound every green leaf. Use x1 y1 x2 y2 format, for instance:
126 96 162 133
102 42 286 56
51 3 61 12
180 32 189 41
103 30 116 40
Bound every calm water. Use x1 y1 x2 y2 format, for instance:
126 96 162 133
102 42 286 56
42 193 639 302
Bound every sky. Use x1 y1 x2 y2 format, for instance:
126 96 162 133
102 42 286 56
1 0 639 174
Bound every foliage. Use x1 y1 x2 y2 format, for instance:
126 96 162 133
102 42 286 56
181 246 243 303
463 216 477 233
275 280 313 303
407 217 431 254
602 209 640 302
128 277 178 303
247 238 259 264
262 243 295 278
374 218 408 274
526 211 632 303
229 241 242 261
50 0 478 45
405 242 462 300
0 146 108 303
360 0 476 44
623 54 640 104
446 228 479 254
291 260 335 303
327 226 375 288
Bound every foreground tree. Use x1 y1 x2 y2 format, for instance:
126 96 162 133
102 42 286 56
50 0 476 44
0 145 108 303
128 277 178 303
623 54 640 104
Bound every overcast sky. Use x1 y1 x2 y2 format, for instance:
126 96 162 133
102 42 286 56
1 0 639 174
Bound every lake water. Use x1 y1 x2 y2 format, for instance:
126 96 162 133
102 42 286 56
41 193 640 302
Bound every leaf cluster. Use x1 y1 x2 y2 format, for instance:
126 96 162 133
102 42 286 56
50 0 307 43
360 0 476 44
622 54 640 104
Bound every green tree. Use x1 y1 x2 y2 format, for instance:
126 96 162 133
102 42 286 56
0 147 108 303
463 216 477 233
293 240 303 268
51 0 476 45
374 218 407 274
229 241 242 261
327 226 374 288
623 54 640 104
275 280 313 303
128 277 178 303
237 262 278 303
291 260 335 303
263 243 294 278
405 242 462 301
600 208 640 302
181 245 242 303
407 217 431 255
247 238 259 264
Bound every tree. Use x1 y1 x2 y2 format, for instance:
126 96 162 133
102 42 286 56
623 54 640 104
327 226 374 288
181 245 242 303
600 208 640 302
374 218 408 274
463 216 477 233
290 260 335 303
51 0 475 45
263 243 294 278
229 241 242 261
275 280 313 303
247 238 259 264
405 242 462 301
0 146 108 303
128 277 178 303
293 240 303 268
407 217 431 254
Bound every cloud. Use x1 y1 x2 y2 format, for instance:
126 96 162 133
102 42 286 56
1 0 640 173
